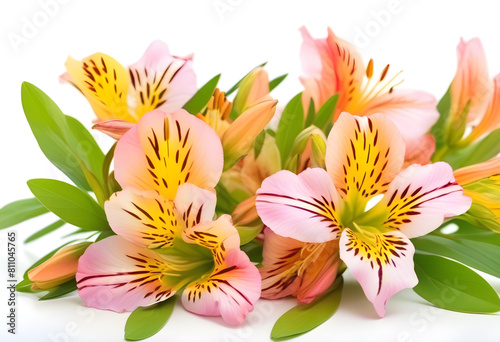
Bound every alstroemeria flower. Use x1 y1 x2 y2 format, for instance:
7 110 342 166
76 110 260 325
449 38 492 128
61 40 196 138
445 38 500 147
260 228 340 304
256 112 471 316
454 157 500 232
300 27 439 164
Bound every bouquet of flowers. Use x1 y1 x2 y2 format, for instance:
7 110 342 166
2 27 500 340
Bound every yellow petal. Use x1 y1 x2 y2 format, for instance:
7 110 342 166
64 54 134 122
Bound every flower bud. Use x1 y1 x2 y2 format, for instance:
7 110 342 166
233 67 270 114
222 98 277 170
28 242 92 290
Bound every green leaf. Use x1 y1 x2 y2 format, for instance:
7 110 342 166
443 128 500 169
96 229 116 242
448 219 500 245
271 277 343 340
16 279 37 293
182 74 221 114
241 240 263 263
27 179 109 231
214 182 240 215
0 198 48 229
65 115 105 184
431 86 452 152
25 220 65 243
413 234 500 278
275 93 304 166
225 62 267 96
313 94 339 132
253 130 266 159
39 279 77 300
21 82 90 190
269 74 288 92
102 143 117 186
413 253 500 313
304 98 315 128
125 296 176 341
236 224 262 245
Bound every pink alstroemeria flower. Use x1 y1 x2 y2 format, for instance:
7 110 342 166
76 110 260 325
256 112 471 316
300 27 439 164
61 41 197 138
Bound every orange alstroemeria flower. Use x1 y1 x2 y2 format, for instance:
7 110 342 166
300 27 439 165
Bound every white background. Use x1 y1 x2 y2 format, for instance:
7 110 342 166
1 0 500 341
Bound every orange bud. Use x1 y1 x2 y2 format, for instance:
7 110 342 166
222 98 277 170
233 67 270 114
28 242 91 290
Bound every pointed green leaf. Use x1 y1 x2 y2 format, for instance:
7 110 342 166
414 254 500 313
275 93 304 166
16 278 37 293
0 198 48 229
304 98 315 128
431 86 452 151
96 229 116 242
413 234 500 278
27 179 109 231
313 93 339 132
183 74 221 114
269 74 288 92
65 115 105 184
448 219 500 245
102 143 117 186
236 223 262 245
125 296 176 341
240 240 263 263
253 130 266 159
214 182 241 215
25 220 65 243
443 128 500 169
21 82 90 190
39 279 77 300
271 277 343 340
225 62 267 96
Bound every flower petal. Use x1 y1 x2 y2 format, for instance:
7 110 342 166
340 229 418 317
361 89 439 141
114 109 223 200
326 112 405 201
174 183 217 229
64 54 134 122
182 214 240 255
181 249 261 326
92 119 135 139
300 27 365 114
256 168 342 243
467 74 500 142
105 188 180 249
128 40 197 118
76 236 179 312
370 162 472 239
403 134 436 167
450 38 492 123
260 228 340 304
